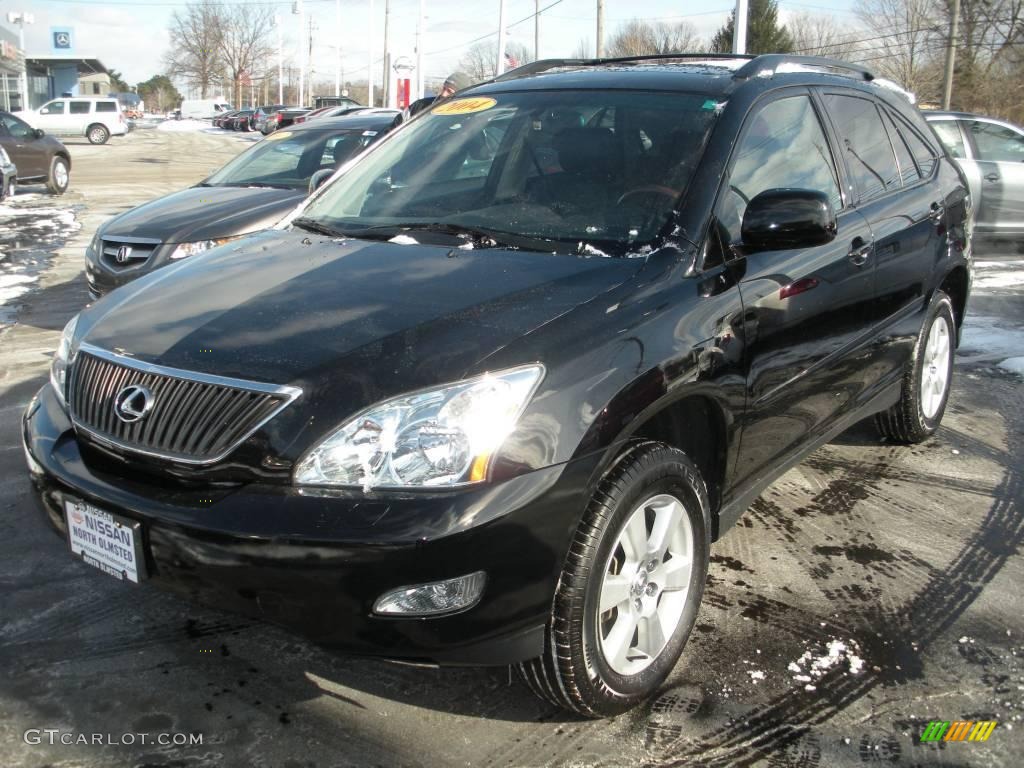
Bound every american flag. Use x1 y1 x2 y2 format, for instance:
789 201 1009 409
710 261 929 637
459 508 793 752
505 51 519 68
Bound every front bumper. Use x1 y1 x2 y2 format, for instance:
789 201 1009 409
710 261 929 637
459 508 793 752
23 384 594 665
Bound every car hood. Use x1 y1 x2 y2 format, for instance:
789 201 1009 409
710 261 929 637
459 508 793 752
80 229 643 415
100 186 306 244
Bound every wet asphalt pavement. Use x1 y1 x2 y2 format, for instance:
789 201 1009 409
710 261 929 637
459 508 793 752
0 127 1022 767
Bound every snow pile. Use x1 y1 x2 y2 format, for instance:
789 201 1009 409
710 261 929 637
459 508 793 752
0 272 35 305
973 260 1024 291
787 639 866 691
156 118 214 133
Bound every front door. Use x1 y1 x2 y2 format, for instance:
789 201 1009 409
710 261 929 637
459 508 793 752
0 112 49 179
36 100 69 136
713 90 877 487
960 118 1024 237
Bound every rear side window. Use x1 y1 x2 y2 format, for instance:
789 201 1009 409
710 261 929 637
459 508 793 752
881 111 918 185
823 94 900 202
930 120 966 159
895 116 937 177
966 120 1024 162
716 94 841 249
95 102 118 113
70 101 91 115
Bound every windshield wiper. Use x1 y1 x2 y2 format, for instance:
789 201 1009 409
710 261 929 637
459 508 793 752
352 222 558 252
291 217 349 237
220 181 295 190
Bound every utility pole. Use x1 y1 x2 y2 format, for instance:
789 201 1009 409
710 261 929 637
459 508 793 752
496 0 507 75
534 0 540 60
335 0 342 97
415 0 425 99
6 11 34 111
596 0 604 57
368 0 375 106
293 0 305 106
275 14 284 104
382 0 391 108
307 17 315 106
733 0 748 55
942 0 961 110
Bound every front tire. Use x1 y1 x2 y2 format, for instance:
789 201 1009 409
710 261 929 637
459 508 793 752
520 441 710 717
0 175 12 200
875 291 956 443
46 156 70 195
87 124 110 145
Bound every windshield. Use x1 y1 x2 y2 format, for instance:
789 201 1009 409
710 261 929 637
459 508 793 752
204 128 382 189
299 89 718 254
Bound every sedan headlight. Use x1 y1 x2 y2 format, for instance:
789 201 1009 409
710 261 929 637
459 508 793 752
169 236 242 260
294 365 544 489
50 314 80 408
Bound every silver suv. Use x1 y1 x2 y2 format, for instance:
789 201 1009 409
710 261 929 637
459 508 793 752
925 111 1024 247
27 97 127 145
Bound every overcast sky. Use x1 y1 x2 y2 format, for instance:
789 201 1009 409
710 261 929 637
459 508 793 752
16 0 858 90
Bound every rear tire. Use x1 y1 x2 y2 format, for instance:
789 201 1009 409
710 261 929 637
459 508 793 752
519 441 710 717
87 124 110 145
875 291 956 443
46 156 69 195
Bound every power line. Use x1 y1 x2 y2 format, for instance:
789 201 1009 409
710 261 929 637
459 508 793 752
423 0 567 57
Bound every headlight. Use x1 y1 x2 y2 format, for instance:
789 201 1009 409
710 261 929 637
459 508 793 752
88 230 100 253
50 314 80 408
169 236 241 260
294 365 544 489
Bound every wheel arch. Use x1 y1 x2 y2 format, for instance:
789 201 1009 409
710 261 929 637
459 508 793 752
938 264 969 345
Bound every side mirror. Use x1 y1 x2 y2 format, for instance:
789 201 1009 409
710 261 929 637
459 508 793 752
741 189 837 251
308 168 334 195
33 128 45 139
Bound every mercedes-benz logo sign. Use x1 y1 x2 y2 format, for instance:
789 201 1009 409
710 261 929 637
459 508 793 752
113 385 154 423
115 245 133 263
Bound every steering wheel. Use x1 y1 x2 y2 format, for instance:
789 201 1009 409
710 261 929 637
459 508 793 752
616 185 681 206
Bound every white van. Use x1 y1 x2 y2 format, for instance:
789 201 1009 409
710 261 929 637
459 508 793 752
27 97 127 144
179 99 233 120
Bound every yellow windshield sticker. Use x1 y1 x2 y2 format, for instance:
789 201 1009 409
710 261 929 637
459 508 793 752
431 97 497 116
264 131 292 141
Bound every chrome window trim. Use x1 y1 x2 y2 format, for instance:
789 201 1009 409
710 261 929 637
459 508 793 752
70 343 302 466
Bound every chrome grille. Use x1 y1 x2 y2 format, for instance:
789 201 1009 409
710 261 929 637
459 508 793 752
100 237 160 271
68 345 301 464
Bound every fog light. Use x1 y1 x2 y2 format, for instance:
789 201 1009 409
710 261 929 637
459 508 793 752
373 571 486 616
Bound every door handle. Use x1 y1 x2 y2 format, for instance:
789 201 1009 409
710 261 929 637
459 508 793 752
985 172 1000 182
929 202 945 224
848 238 873 266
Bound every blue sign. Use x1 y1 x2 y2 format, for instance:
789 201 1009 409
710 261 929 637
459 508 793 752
51 27 74 52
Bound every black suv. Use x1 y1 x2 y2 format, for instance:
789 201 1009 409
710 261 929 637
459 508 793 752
23 55 971 717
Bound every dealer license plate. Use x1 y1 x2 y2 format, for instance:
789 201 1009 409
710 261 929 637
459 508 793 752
65 499 146 583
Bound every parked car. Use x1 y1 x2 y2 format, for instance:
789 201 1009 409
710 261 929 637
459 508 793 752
293 105 338 124
212 110 241 129
253 104 289 133
0 144 15 199
180 99 233 120
26 55 970 717
302 106 398 123
274 107 313 130
0 111 71 194
230 109 255 131
82 111 399 297
925 111 1024 247
312 95 360 110
24 97 127 145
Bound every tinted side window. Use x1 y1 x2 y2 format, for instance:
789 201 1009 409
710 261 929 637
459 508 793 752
40 100 66 115
967 121 1024 162
823 94 900 202
895 115 937 177
70 101 91 114
930 120 966 159
881 111 918 185
719 95 841 248
0 113 33 139
95 102 118 113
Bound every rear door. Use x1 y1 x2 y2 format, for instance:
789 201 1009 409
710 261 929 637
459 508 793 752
69 99 93 136
960 118 1024 236
818 91 940 382
715 90 876 486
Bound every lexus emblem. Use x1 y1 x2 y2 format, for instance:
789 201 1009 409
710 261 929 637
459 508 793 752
115 245 133 264
113 385 154 423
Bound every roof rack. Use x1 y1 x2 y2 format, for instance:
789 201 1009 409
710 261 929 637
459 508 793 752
492 53 874 83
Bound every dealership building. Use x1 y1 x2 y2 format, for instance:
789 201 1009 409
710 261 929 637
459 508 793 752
0 24 25 111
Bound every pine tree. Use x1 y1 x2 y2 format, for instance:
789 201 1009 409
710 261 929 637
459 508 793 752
710 0 795 54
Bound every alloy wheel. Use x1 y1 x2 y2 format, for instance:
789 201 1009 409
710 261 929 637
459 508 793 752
920 314 951 419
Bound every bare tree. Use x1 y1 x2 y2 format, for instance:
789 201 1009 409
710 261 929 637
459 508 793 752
572 37 592 59
219 4 276 107
606 19 704 57
457 40 533 83
854 0 942 98
789 12 864 59
165 0 223 99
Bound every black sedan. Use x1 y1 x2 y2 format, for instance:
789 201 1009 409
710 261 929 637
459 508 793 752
84 111 400 297
230 109 255 131
0 111 71 195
